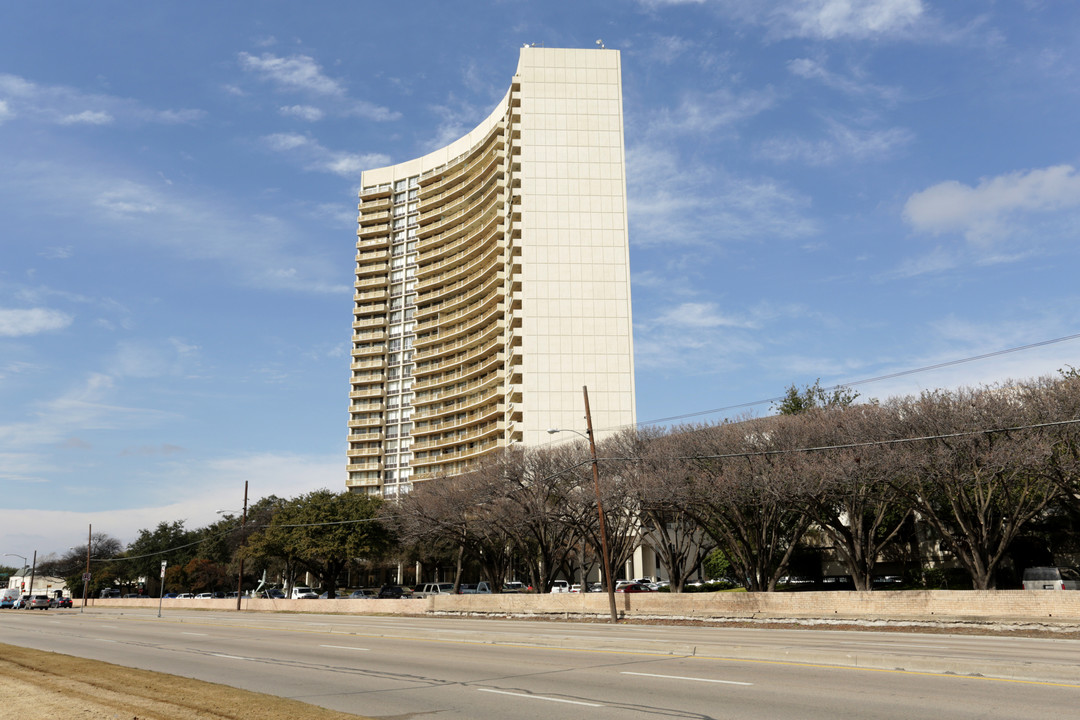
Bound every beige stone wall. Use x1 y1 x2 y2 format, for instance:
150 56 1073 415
89 591 1080 621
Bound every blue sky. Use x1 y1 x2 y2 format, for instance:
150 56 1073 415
3 1 1079 560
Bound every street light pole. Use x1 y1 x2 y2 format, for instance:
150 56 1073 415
82 524 91 612
236 480 248 611
28 550 37 600
546 386 619 623
582 386 619 624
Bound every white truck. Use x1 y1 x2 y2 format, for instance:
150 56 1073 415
1 587 21 608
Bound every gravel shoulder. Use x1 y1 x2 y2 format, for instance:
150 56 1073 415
0 642 371 720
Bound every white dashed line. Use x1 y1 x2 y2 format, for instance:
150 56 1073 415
478 688 603 706
621 671 753 686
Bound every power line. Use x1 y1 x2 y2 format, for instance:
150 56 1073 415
633 332 1080 428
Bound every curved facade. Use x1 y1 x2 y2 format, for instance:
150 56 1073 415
348 47 635 495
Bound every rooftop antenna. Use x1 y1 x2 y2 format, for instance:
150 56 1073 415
596 39 605 49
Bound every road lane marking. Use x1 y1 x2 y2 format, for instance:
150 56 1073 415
621 671 753 686
182 632 208 636
477 688 602 706
320 644 370 651
840 642 949 650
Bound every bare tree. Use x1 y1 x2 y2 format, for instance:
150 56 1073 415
610 427 711 592
891 383 1061 589
680 415 813 592
796 404 914 591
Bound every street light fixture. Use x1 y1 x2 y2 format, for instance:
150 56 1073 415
547 386 619 623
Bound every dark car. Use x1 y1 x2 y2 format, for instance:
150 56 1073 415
377 584 409 599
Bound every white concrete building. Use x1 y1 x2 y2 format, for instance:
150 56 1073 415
348 46 636 494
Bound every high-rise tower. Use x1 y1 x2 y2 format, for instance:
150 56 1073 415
348 47 635 495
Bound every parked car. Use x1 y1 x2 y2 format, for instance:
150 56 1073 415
176 593 195 599
377 584 410 599
1023 566 1080 590
194 592 224 599
348 589 376 599
549 580 570 594
254 588 285 599
98 588 121 599
615 583 653 593
27 594 51 609
291 586 318 599
162 593 178 599
502 581 530 593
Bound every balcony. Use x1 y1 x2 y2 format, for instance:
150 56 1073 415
352 329 386 343
354 276 389 291
352 315 387 329
355 262 389 278
358 195 391 211
357 223 391 239
358 183 392 201
353 288 388 303
352 343 386 357
346 461 384 473
414 351 505 392
350 358 386 371
349 387 385 400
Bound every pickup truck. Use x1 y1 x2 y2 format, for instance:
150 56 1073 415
414 582 455 598
458 582 491 594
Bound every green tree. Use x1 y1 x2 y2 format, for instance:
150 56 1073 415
773 379 859 415
244 490 391 598
126 521 198 596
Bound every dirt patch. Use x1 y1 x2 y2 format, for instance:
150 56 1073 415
0 643 370 720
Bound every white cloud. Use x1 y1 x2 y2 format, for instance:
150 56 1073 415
263 132 311 151
0 308 73 337
627 144 816 248
0 73 202 127
0 452 342 555
903 164 1080 243
758 119 913 164
0 99 12 123
3 160 349 293
646 86 776 137
279 104 324 121
261 133 389 178
655 302 759 329
59 110 114 125
787 57 903 102
238 52 345 95
777 0 925 40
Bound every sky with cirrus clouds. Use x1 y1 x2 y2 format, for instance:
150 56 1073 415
2 1 1080 559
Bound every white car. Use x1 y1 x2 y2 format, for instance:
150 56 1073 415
291 586 318 599
549 580 570 593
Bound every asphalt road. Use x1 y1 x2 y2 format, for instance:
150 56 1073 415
2 608 1078 719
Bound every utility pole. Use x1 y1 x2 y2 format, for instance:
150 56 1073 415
236 480 248 611
81 524 91 613
28 550 37 600
583 385 618 623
